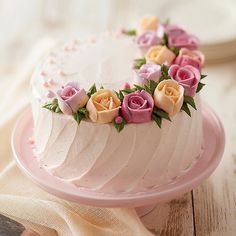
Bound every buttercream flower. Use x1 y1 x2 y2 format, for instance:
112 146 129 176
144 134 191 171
136 31 160 54
138 16 159 34
115 116 124 124
168 33 199 50
168 64 201 97
57 82 89 115
165 24 187 38
134 63 161 85
164 24 200 50
174 48 205 69
154 80 184 117
174 55 201 70
145 46 176 65
156 23 165 38
123 82 131 89
121 90 154 123
86 89 121 124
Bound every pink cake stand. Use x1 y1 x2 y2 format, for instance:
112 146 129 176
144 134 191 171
11 104 225 217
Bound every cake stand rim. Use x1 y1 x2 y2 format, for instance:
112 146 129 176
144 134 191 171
11 103 225 208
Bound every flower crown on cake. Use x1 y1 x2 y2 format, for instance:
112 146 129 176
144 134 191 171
43 16 207 132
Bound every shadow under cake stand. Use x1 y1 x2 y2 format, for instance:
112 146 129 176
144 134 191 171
11 104 225 217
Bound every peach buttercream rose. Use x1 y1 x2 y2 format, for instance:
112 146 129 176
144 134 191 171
145 46 176 66
154 80 184 117
138 16 159 34
86 89 121 124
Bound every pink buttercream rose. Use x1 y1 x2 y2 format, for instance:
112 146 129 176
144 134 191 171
174 48 205 69
165 24 200 50
168 65 201 97
157 23 185 38
134 63 161 85
121 90 154 123
165 24 186 38
169 34 199 50
57 82 89 115
136 31 160 54
174 55 201 70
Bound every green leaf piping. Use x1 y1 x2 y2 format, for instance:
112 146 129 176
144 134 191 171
73 108 89 124
152 107 171 128
42 98 62 113
161 33 169 46
181 102 191 117
144 80 158 95
113 118 126 132
152 113 162 128
122 29 137 36
153 108 171 121
114 90 124 102
184 96 197 110
196 82 205 93
159 64 171 82
87 83 97 97
133 58 146 69
170 47 180 56
133 84 144 91
121 88 137 94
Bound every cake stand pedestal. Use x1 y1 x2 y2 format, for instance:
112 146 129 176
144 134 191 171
11 104 225 217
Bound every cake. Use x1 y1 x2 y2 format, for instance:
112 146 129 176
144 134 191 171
31 16 206 194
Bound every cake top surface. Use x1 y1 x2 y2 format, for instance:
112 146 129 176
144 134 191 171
31 33 141 101
31 16 206 131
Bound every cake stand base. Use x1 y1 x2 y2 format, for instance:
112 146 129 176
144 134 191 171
11 104 225 216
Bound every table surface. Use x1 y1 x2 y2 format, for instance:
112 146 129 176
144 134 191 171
141 60 236 235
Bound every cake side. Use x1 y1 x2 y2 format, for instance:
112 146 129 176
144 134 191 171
32 95 202 193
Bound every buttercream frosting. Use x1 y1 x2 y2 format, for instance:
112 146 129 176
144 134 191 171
31 32 203 194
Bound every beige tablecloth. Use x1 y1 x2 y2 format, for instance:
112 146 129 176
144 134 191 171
0 40 153 236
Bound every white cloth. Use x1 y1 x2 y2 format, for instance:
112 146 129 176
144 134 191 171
0 39 153 236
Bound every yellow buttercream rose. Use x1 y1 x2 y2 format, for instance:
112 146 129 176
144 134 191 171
154 80 184 117
86 89 121 124
145 46 176 65
138 16 159 34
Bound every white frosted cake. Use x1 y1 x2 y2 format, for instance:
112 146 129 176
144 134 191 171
31 16 205 194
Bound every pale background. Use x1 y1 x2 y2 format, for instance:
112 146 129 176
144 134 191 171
0 0 236 235
1 0 236 75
